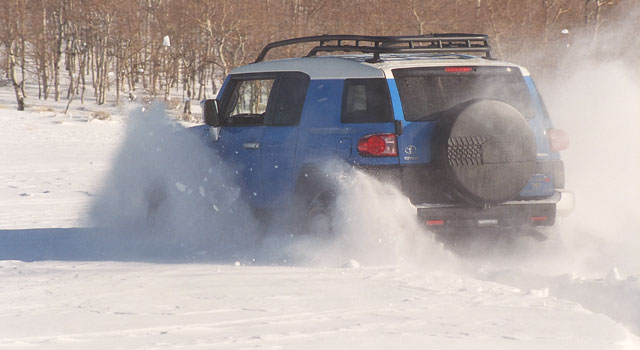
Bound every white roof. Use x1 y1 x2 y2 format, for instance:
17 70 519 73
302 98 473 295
230 54 530 79
231 56 385 79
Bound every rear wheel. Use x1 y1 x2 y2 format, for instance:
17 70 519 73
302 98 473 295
305 203 333 236
299 189 335 236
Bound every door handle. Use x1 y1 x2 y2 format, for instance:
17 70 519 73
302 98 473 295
243 142 260 149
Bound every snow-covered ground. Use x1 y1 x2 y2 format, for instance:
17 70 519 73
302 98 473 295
1 62 640 349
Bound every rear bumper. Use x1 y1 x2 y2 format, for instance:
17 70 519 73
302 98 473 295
416 190 575 228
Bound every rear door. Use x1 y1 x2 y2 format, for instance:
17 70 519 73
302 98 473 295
261 73 310 207
389 66 537 165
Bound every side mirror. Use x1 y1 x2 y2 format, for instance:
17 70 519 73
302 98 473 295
201 99 221 127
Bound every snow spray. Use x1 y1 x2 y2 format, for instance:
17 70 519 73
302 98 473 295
88 103 263 261
88 103 453 267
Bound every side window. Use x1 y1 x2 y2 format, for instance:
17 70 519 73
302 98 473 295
341 78 393 123
268 74 310 126
224 78 275 126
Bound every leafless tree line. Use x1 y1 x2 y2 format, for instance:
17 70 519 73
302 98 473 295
0 0 636 112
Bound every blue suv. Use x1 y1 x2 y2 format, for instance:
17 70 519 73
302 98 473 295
199 34 573 235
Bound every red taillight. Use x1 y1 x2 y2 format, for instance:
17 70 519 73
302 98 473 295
357 134 398 157
531 216 548 222
426 220 445 226
445 67 473 73
548 129 569 152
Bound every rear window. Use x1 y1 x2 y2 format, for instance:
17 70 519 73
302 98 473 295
393 67 534 121
341 79 393 123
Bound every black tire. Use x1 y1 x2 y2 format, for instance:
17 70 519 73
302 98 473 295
144 178 168 224
304 194 334 236
295 170 336 236
432 99 537 206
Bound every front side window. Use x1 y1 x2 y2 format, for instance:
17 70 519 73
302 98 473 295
224 78 275 125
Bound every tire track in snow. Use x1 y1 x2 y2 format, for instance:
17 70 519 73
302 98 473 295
0 306 391 347
474 267 640 337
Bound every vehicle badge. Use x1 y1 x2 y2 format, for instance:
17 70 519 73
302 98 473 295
404 145 416 155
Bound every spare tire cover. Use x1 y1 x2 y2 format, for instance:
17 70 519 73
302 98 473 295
434 99 536 206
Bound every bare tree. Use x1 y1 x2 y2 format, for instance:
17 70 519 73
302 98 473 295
585 0 619 43
0 0 632 111
0 0 28 110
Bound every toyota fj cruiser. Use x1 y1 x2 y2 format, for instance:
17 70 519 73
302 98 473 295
199 34 573 235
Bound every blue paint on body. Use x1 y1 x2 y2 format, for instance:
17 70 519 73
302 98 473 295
199 69 561 208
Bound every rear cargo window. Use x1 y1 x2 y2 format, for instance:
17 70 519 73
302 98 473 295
341 79 393 123
393 67 534 121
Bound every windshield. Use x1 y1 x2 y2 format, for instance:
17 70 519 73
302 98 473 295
393 66 534 121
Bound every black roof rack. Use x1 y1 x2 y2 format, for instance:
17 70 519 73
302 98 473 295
254 34 492 63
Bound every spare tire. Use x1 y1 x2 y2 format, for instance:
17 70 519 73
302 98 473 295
433 99 536 206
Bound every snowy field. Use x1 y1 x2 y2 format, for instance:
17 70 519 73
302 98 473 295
1 61 640 349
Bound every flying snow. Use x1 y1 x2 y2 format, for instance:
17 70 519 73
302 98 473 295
87 103 452 268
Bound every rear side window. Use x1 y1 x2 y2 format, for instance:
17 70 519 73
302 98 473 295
393 67 534 121
341 79 393 123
